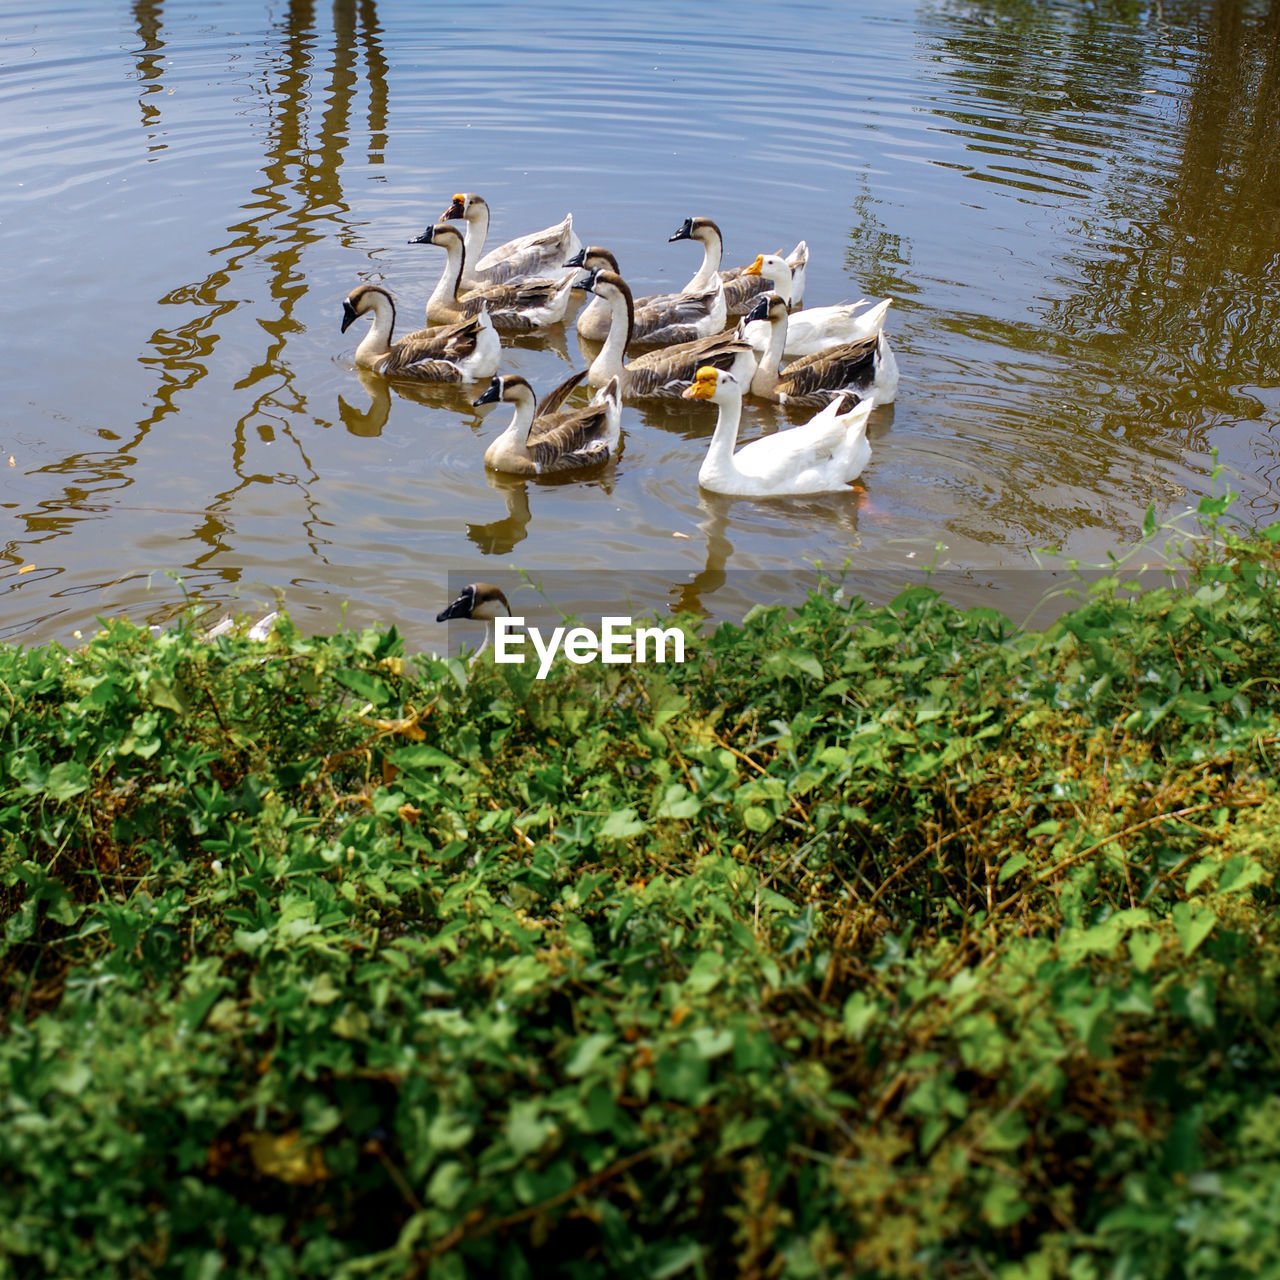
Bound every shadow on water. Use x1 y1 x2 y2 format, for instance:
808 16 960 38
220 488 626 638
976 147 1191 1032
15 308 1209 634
9 0 389 607
871 0 1280 553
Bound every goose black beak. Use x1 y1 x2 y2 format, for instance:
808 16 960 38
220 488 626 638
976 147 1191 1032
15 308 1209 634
340 300 358 332
745 293 771 324
436 589 475 623
668 218 695 242
472 378 503 408
564 247 587 268
408 227 434 245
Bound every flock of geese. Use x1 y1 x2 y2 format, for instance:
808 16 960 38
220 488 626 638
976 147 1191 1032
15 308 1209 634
341 192 899 502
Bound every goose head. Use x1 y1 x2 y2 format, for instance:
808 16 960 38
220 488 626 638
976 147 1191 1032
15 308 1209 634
682 365 743 405
436 582 511 623
472 374 535 409
440 192 485 223
341 283 394 332
742 253 794 301
745 290 790 328
565 245 620 274
408 221 466 250
669 215 722 247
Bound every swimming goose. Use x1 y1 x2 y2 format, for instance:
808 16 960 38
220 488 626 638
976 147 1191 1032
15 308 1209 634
410 222 578 331
738 256 895 358
670 216 808 314
475 371 623 475
569 245 727 347
340 284 500 383
578 269 756 401
744 291 900 408
437 582 511 658
682 366 872 496
440 192 581 289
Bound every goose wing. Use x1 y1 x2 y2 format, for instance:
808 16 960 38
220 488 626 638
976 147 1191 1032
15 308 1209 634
630 282 726 347
396 313 489 364
778 334 879 402
536 368 589 417
528 403 615 471
475 215 580 285
626 334 754 399
465 273 572 329
373 353 464 382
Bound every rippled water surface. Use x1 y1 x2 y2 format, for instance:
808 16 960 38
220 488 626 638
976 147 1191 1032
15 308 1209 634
3 0 1278 648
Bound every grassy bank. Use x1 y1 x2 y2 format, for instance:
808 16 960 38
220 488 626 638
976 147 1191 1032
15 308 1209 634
3 517 1280 1279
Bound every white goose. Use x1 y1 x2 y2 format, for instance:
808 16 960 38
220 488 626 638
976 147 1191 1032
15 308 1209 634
569 244 727 347
578 269 756 401
410 222 577 331
745 291 900 408
440 192 581 289
476 371 623 475
739 254 895 359
682 366 873 496
340 285 499 383
669 216 808 314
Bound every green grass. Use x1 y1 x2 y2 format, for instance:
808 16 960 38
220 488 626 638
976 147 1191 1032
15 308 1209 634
3 512 1280 1279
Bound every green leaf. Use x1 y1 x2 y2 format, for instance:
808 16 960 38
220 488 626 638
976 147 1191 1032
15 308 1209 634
600 808 646 840
1172 902 1216 957
44 761 90 802
565 1033 614 1079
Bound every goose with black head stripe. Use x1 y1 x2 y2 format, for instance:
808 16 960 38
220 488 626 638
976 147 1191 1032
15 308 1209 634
569 244 726 347
744 291 900 408
577 268 756 401
437 582 511 659
340 284 500 383
440 192 581 289
475 371 623 475
668 216 808 314
409 222 578 331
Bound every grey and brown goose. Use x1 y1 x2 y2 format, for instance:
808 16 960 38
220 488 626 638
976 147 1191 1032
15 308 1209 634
439 192 581 289
577 269 755 402
744 291 899 408
410 222 577 331
475 371 623 475
340 284 500 383
570 224 727 346
670 216 808 315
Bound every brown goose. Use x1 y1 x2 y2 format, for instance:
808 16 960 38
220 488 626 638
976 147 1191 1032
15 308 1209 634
439 192 581 288
340 284 499 383
409 222 577 331
475 371 623 475
743 291 899 408
576 269 756 401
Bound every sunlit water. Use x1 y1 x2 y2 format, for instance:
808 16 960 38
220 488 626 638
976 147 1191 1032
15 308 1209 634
2 0 1278 650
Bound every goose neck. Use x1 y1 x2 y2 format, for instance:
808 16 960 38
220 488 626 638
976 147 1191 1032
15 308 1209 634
684 226 724 292
355 294 396 366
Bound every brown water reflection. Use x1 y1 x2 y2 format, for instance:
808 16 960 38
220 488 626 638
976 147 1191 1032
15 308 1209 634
2 0 1277 647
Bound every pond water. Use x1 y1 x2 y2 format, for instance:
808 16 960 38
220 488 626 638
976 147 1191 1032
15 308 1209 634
3 0 1278 650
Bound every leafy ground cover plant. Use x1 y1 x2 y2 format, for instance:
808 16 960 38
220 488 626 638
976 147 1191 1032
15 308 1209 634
2 512 1279 1278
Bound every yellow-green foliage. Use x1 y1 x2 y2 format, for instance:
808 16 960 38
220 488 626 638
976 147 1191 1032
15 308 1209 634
2 523 1280 1279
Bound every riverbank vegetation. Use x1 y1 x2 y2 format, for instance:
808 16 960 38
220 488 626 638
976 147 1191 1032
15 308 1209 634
3 505 1279 1279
